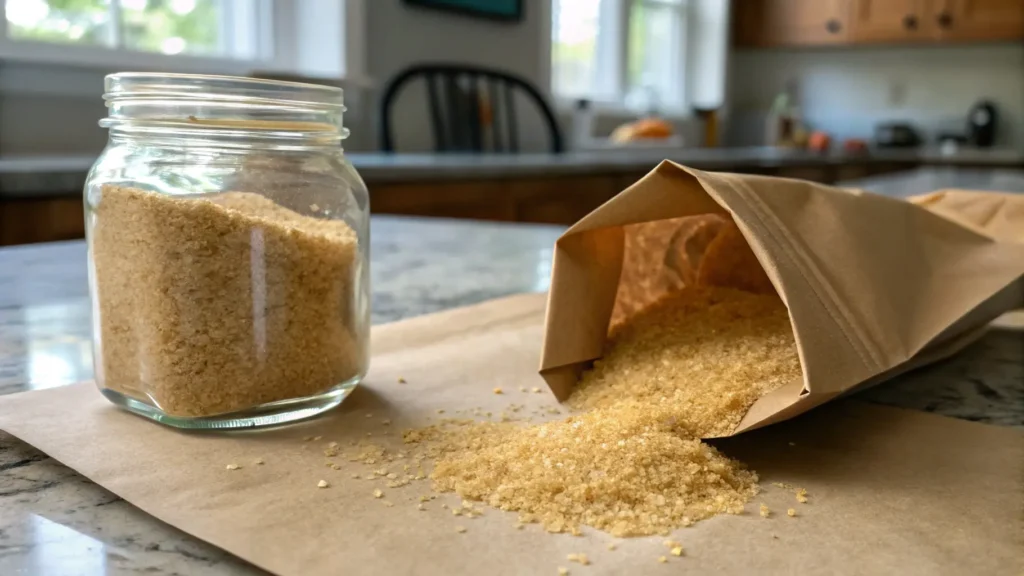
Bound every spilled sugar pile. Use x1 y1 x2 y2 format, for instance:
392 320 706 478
403 286 803 536
568 285 800 438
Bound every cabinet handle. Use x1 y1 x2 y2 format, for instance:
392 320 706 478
903 14 918 30
937 12 953 28
826 19 841 33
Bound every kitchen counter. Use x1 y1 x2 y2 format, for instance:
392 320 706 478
1 146 1022 197
841 166 1024 196
1 197 1022 572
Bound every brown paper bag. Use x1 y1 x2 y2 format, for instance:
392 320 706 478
539 161 1024 436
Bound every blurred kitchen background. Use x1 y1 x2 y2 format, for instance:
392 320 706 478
1 0 1023 245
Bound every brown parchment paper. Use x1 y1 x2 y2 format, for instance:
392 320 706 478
910 189 1024 243
0 293 1022 575
540 162 1024 435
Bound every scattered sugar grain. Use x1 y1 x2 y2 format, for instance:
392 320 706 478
607 543 617 551
557 567 569 575
373 489 383 499
317 480 329 489
658 556 667 564
787 508 797 517
225 463 240 471
670 546 684 557
455 526 467 533
760 504 771 518
493 387 504 395
796 488 809 503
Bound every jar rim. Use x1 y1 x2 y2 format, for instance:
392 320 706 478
104 72 344 108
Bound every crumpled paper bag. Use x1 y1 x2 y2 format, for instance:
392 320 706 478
539 161 1024 436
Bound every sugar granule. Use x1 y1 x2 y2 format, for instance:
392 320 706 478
253 458 264 465
796 488 809 503
558 567 569 575
455 526 467 533
92 186 362 418
225 463 240 471
658 556 667 563
670 546 684 557
373 489 383 499
569 286 801 438
787 508 797 517
760 504 771 518
317 480 329 489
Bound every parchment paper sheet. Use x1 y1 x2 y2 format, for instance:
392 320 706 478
1 294 1022 575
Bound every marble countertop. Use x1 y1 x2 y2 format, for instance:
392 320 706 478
2 146 1022 196
1 201 1022 572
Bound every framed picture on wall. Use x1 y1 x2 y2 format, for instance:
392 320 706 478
403 0 524 22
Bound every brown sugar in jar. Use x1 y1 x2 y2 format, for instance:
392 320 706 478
86 73 370 429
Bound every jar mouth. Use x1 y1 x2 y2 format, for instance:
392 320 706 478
101 72 347 147
104 72 344 108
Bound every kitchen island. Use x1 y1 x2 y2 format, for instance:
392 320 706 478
0 171 1021 574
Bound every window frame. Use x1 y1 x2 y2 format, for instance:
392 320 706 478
0 0 365 81
549 0 692 116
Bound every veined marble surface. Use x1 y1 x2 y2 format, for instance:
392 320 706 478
1 209 1022 575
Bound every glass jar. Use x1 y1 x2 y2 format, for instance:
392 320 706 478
85 73 370 429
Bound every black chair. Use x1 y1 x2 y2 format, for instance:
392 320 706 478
379 63 564 154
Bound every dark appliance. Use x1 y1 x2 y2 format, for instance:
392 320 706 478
967 100 998 148
874 122 921 148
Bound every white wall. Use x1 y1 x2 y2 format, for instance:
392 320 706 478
726 44 1024 148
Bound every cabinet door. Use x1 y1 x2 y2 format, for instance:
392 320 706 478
736 0 851 47
851 0 934 42
935 0 1024 41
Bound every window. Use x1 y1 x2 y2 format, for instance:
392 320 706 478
3 0 262 59
552 0 689 112
0 0 360 79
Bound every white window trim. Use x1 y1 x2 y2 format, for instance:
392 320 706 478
0 0 369 85
549 0 716 119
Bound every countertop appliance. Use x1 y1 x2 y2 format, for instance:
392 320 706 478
874 122 921 148
967 100 998 148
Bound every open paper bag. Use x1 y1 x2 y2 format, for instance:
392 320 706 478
539 161 1024 436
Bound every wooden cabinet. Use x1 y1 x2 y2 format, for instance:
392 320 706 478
735 0 1024 47
935 0 1024 41
0 198 85 246
735 0 851 47
851 0 933 42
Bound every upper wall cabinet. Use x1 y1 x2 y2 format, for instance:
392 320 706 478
937 0 1024 41
734 0 851 47
734 0 1024 47
851 0 933 43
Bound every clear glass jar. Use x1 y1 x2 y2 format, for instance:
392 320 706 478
85 73 370 429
